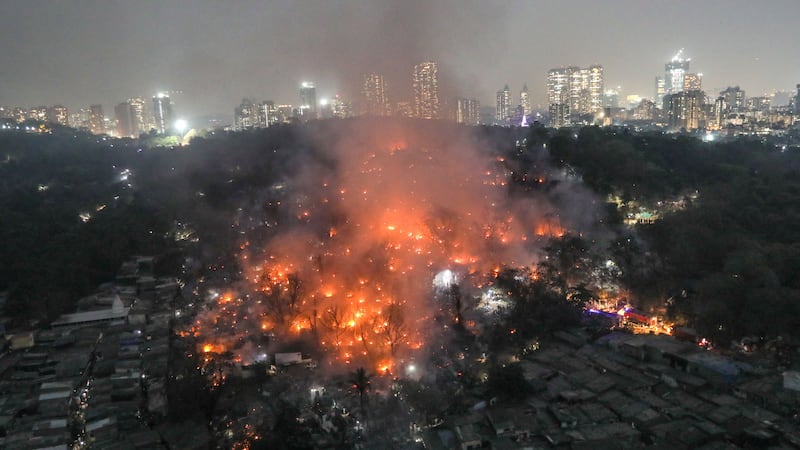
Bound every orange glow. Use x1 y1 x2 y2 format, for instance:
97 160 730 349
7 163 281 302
188 123 573 371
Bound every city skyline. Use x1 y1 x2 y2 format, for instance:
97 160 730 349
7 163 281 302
1 0 799 119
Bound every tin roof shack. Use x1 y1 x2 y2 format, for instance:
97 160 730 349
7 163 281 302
454 423 482 450
683 351 744 387
7 332 35 351
567 422 641 450
50 296 130 329
486 404 533 441
648 418 726 449
735 374 800 416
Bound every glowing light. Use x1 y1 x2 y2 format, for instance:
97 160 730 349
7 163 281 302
174 119 188 134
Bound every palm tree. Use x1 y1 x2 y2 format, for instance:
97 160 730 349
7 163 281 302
349 367 372 414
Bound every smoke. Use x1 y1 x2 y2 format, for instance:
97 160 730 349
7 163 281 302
185 118 599 373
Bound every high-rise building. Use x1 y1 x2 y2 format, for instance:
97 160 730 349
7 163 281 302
412 61 439 119
330 95 353 119
547 67 572 127
47 105 69 126
115 102 135 137
152 93 173 134
683 73 702 91
258 101 277 126
586 65 604 113
89 104 105 134
603 89 620 108
362 73 390 116
456 98 480 125
795 84 800 115
655 77 666 108
520 84 531 117
395 101 414 118
547 64 603 125
234 98 259 130
632 99 657 121
665 49 690 95
128 97 147 134
720 86 746 113
496 85 511 124
299 82 317 120
664 90 704 130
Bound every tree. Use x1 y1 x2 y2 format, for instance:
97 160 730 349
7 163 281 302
379 303 407 357
321 305 347 349
349 367 372 414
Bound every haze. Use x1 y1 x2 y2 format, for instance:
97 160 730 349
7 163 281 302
1 0 799 118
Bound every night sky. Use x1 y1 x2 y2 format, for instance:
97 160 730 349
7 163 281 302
1 0 798 118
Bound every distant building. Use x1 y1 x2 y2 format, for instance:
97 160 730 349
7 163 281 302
28 106 48 122
152 93 173 134
128 97 147 134
547 64 603 127
547 67 572 127
361 73 390 116
632 99 657 121
604 89 620 108
795 84 800 115
456 98 479 125
746 96 770 113
520 84 531 117
115 102 135 137
259 100 278 126
299 82 317 120
395 101 414 118
412 61 439 119
720 86 746 113
496 85 511 124
664 90 704 130
655 76 666 109
665 49 690 95
330 95 353 119
47 105 69 126
89 104 105 134
683 73 702 91
234 99 259 130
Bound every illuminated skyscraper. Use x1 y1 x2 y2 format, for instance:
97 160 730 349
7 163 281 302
520 84 531 117
259 101 278 126
496 84 511 124
128 97 147 134
412 61 439 119
587 65 604 113
655 77 666 108
664 90 703 130
299 82 317 120
720 86 746 112
89 104 105 134
456 98 480 125
47 105 69 126
547 67 572 127
683 73 702 91
152 93 173 134
665 49 690 95
234 98 259 130
362 73 390 116
115 98 147 137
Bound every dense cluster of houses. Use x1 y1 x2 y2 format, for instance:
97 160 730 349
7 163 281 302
0 257 209 449
421 330 800 449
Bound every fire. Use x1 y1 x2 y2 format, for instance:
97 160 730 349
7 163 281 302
188 121 573 370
